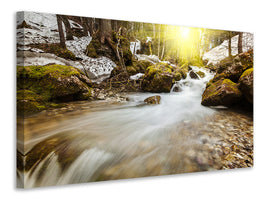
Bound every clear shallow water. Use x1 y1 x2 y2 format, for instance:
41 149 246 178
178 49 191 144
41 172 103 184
18 66 231 188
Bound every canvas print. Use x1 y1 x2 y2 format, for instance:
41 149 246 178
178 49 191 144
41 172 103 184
16 11 254 188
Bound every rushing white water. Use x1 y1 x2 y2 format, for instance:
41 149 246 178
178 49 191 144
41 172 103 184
20 66 216 188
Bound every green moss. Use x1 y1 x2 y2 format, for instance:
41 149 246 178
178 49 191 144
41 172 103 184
179 69 187 79
206 81 212 88
196 71 205 78
126 66 137 75
29 43 76 60
240 68 253 79
134 60 152 72
174 72 182 81
222 79 236 86
86 37 100 58
146 65 158 78
17 65 92 115
180 62 189 70
18 65 80 80
17 89 46 114
202 79 241 105
212 72 227 82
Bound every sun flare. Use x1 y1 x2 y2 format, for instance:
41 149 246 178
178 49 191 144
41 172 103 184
181 27 190 38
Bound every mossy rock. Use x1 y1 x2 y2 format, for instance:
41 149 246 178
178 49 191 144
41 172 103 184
17 89 46 115
132 60 153 73
211 62 245 83
126 66 137 76
85 36 101 58
29 43 76 61
238 49 253 71
17 65 92 115
141 62 182 93
217 57 234 73
144 95 161 104
196 71 205 78
239 68 253 103
201 79 242 106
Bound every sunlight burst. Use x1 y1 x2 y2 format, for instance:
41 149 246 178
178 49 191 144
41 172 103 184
181 27 190 38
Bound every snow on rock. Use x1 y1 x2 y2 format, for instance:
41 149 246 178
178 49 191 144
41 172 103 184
130 39 141 54
16 11 117 83
66 36 116 83
17 51 82 67
66 36 92 59
146 37 152 43
136 54 161 64
203 32 253 65
17 11 59 45
69 20 83 29
130 73 144 80
135 54 177 68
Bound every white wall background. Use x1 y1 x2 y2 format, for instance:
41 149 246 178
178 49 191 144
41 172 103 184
1 0 266 199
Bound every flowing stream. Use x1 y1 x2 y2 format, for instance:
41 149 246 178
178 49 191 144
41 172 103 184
17 66 253 188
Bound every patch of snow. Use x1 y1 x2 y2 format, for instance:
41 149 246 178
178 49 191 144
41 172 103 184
130 73 144 80
203 32 253 65
160 60 177 68
17 51 83 67
130 39 141 54
136 54 160 64
17 11 60 45
66 36 116 83
69 20 83 29
146 37 152 43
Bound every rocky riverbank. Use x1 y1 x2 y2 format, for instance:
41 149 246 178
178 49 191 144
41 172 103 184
201 50 253 109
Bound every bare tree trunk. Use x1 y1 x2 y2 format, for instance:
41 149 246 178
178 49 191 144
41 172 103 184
153 23 156 38
56 15 66 49
238 32 243 54
228 31 232 57
157 24 161 57
81 17 90 36
61 15 74 40
99 19 112 44
161 25 168 60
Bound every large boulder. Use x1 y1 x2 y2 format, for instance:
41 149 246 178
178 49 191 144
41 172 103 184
17 64 92 115
144 95 161 104
201 79 242 106
239 68 253 103
141 63 183 93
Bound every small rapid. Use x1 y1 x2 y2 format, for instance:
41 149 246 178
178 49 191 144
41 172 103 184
19 66 218 188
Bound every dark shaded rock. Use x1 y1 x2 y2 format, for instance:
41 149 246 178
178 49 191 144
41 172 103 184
216 57 234 74
144 95 161 104
239 68 253 103
225 62 244 82
189 71 199 79
238 49 253 71
201 79 242 106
